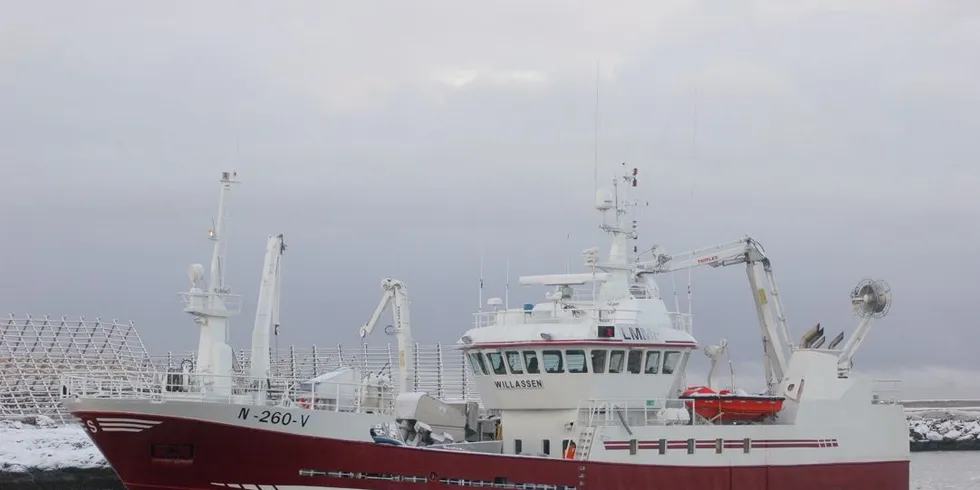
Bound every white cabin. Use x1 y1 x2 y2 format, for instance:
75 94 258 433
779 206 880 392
459 277 697 456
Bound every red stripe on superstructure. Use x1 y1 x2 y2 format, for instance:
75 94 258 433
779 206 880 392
602 439 839 451
463 340 698 349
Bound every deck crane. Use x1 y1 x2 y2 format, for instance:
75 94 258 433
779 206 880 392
836 278 892 377
359 278 414 395
249 234 286 403
636 236 793 393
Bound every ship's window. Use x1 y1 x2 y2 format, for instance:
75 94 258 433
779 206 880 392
505 351 524 374
608 350 625 373
566 350 588 373
523 351 540 374
645 351 661 374
468 353 485 375
486 352 508 375
627 350 643 374
542 350 564 373
542 439 551 456
591 349 607 373
470 352 488 375
515 439 523 454
663 351 682 374
150 443 194 461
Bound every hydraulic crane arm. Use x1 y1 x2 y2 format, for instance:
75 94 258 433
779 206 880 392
249 234 285 398
636 236 793 392
359 278 415 394
360 287 394 339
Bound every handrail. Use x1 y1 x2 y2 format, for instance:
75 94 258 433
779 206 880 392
60 371 397 415
576 397 697 427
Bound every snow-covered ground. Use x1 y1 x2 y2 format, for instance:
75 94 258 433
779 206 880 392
0 416 107 473
2 411 979 472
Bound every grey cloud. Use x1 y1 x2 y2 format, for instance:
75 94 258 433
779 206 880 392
1 1 978 397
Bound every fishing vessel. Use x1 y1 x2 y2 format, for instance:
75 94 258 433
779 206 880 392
62 168 910 490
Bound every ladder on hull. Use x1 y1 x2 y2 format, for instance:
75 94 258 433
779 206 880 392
575 427 596 460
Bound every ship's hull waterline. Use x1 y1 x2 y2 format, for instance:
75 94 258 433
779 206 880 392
73 406 909 490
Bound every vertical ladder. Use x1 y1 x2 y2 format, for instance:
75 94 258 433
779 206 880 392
575 427 597 460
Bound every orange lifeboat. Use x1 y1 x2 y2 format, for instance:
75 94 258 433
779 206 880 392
679 386 784 422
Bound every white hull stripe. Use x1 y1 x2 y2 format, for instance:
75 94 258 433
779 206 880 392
94 417 162 433
96 417 163 424
211 484 282 490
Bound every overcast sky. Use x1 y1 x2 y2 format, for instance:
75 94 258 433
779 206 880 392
1 1 978 399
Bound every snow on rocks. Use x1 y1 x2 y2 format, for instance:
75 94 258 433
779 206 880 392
0 416 107 473
907 410 980 451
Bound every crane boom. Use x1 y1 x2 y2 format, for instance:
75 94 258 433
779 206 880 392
359 278 414 395
637 236 792 392
249 234 285 401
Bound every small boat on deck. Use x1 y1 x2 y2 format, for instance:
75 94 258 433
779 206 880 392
680 385 786 422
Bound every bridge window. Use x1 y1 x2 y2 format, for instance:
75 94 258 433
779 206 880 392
663 351 682 375
627 350 643 374
566 350 588 373
486 352 508 375
542 350 564 373
609 350 625 373
645 351 661 374
505 351 524 374
591 350 607 373
469 353 488 375
523 351 540 374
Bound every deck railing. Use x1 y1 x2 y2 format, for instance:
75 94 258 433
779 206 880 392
871 378 903 404
60 371 397 415
577 398 700 427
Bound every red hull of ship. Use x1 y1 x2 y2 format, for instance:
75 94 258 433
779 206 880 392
78 411 908 490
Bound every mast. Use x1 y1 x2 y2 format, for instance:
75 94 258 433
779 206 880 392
595 164 640 302
209 172 238 297
182 171 242 396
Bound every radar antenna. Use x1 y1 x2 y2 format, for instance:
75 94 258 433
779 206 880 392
837 278 892 376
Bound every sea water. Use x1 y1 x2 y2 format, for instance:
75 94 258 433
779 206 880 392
912 452 980 489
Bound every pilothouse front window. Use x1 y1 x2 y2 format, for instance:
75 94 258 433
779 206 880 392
505 351 524 374
566 350 588 373
486 352 508 375
591 350 607 373
523 351 540 374
542 350 564 373
609 350 625 373
663 351 681 374
627 350 643 374
469 353 488 375
645 351 661 374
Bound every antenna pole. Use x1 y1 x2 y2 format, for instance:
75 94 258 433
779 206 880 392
478 254 485 313
593 59 600 199
671 274 681 313
687 268 693 316
593 59 601 244
504 261 510 310
690 87 699 198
